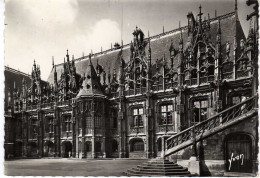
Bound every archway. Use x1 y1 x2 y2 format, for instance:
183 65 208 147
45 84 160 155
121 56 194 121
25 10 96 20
95 142 102 153
61 141 72 158
27 142 37 157
85 141 92 158
130 138 144 152
225 133 253 173
111 139 118 153
14 141 23 157
44 141 54 157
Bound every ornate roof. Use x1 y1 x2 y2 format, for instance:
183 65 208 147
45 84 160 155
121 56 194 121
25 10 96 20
47 11 245 86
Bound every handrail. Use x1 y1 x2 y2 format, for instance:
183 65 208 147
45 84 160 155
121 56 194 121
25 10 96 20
166 95 257 151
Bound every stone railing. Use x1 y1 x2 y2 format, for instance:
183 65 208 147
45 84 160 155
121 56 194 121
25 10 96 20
165 95 257 156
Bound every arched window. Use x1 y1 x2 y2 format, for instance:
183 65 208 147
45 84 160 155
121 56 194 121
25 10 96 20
131 139 144 152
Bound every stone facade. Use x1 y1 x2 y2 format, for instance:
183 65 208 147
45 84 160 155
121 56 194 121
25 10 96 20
4 4 258 175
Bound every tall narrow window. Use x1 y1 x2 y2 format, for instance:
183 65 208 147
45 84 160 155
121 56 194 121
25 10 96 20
133 108 143 127
111 109 117 129
95 115 101 128
192 100 208 125
160 104 173 125
63 115 72 132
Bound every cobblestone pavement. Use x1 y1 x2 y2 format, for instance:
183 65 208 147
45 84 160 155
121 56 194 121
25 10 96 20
4 158 148 176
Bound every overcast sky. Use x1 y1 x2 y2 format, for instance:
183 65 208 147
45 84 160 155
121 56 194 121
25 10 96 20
4 0 253 80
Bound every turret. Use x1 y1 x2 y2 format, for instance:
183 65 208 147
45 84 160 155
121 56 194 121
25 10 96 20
177 30 184 86
216 20 221 60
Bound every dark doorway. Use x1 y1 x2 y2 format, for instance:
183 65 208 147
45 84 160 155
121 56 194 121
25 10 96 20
62 141 72 158
27 142 37 157
44 141 54 157
225 133 252 173
14 141 23 157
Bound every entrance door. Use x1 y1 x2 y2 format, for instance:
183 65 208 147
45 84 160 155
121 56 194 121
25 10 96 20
62 141 72 158
225 133 252 173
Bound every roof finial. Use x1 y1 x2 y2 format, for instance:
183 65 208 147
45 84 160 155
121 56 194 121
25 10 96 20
163 26 165 33
235 0 237 11
148 30 150 38
89 53 92 65
217 20 221 35
52 56 54 67
198 5 203 23
67 49 69 55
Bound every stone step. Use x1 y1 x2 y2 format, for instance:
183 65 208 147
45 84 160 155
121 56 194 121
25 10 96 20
142 162 178 166
137 165 186 170
127 169 191 176
124 172 190 177
124 159 191 176
132 167 188 172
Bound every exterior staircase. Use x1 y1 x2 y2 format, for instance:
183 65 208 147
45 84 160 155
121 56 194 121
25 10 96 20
124 158 191 176
124 95 257 176
165 95 258 157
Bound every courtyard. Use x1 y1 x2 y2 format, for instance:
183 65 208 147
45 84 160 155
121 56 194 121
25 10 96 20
4 158 148 176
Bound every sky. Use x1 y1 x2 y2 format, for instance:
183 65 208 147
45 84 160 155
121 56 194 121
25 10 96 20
4 0 253 80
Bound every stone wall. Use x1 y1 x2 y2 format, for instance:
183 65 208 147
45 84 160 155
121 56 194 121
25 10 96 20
169 115 258 176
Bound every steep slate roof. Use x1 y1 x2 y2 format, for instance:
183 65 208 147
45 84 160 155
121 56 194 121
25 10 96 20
47 11 245 85
4 66 31 110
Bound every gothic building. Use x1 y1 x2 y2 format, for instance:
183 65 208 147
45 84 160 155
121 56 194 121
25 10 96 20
5 3 258 176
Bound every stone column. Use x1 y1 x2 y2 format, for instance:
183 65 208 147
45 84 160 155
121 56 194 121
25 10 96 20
81 109 86 158
160 136 165 158
72 100 76 157
91 137 95 158
91 99 95 158
22 112 28 157
145 93 153 158
37 109 43 157
118 97 126 158
102 137 106 158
